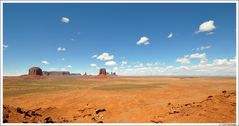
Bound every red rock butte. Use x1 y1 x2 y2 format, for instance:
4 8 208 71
28 67 43 76
99 68 107 75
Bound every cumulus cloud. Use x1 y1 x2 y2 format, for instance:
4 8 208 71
57 47 66 52
190 53 208 64
92 55 98 58
168 32 173 38
105 61 117 66
41 60 49 65
115 57 236 76
211 57 236 66
90 64 97 67
136 36 149 45
207 32 214 35
192 45 211 51
3 44 8 48
121 61 127 65
146 62 160 67
177 53 208 64
196 20 216 34
67 65 72 68
134 63 144 68
61 17 70 23
96 53 114 60
176 56 191 64
60 58 65 61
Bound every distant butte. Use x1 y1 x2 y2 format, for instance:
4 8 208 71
28 67 43 76
99 68 107 75
26 67 116 78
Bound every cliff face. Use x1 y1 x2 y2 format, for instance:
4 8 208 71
43 71 70 76
99 68 106 75
28 67 43 76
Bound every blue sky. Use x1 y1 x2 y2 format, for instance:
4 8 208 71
3 3 236 76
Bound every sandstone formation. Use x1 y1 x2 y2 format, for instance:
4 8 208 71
44 71 70 76
3 104 107 123
28 67 43 76
99 68 106 75
43 71 49 76
70 73 82 76
110 72 117 76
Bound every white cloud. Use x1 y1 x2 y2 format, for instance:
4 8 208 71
90 64 97 67
67 65 72 68
61 17 70 23
105 61 117 66
115 57 236 76
60 58 65 61
134 63 144 68
168 32 173 38
176 53 208 64
92 55 98 58
196 20 216 33
190 53 208 64
207 32 214 35
121 61 127 65
176 56 191 64
97 53 114 60
113 67 118 71
3 44 8 48
146 62 160 67
136 36 149 45
192 45 211 51
41 60 49 65
57 47 66 52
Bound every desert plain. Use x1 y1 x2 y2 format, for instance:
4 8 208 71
3 76 236 123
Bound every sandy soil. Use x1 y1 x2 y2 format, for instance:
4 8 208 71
3 76 236 123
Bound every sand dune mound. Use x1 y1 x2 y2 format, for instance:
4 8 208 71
151 90 236 123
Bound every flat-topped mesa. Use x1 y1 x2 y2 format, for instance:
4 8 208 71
70 73 82 76
45 71 70 76
99 68 107 75
28 67 43 76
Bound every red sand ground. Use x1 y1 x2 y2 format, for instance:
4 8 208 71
3 76 236 123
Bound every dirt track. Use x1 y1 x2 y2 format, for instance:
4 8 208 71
3 76 236 123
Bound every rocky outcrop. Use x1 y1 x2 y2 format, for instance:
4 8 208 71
110 72 117 76
28 67 43 76
46 71 70 76
150 90 236 123
3 104 107 123
43 71 49 76
70 73 82 76
3 105 56 123
99 68 106 75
